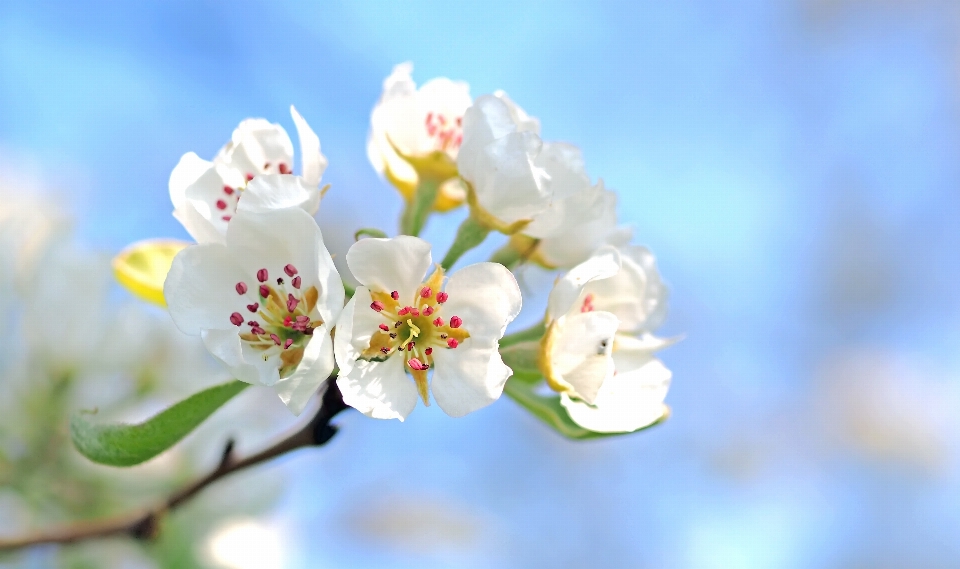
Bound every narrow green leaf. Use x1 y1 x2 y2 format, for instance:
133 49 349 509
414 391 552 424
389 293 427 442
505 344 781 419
71 380 249 467
354 228 388 241
503 377 668 440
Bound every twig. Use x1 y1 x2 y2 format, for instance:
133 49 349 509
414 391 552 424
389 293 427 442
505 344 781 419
0 377 349 552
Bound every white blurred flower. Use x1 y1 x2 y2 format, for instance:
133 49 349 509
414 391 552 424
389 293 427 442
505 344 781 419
169 106 326 243
165 206 344 415
203 518 284 569
334 236 521 420
457 93 551 231
367 62 472 211
543 245 672 432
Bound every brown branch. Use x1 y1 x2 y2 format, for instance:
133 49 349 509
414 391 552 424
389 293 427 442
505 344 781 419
0 378 349 552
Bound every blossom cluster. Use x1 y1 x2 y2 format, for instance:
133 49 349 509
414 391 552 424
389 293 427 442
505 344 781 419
136 63 675 434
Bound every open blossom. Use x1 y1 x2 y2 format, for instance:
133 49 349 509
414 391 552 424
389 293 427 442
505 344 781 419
367 62 472 211
518 142 632 269
169 106 327 244
544 245 672 433
457 93 550 231
334 236 522 420
164 207 344 415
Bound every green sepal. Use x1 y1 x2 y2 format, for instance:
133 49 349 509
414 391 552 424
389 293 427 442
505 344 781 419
503 376 668 440
499 340 542 378
71 380 249 467
400 178 441 236
440 215 490 270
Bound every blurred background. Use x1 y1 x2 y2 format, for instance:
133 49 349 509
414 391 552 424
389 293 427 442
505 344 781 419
2 0 960 567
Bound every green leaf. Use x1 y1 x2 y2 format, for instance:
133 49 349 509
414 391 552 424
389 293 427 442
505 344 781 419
354 227 388 241
71 380 249 467
503 377 668 440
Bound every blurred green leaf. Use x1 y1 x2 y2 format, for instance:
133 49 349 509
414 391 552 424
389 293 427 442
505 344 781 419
503 377 668 440
354 227 388 241
71 380 249 467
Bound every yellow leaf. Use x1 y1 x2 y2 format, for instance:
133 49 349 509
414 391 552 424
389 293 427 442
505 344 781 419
113 239 189 307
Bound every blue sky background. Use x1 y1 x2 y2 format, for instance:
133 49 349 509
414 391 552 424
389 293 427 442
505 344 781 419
3 0 960 567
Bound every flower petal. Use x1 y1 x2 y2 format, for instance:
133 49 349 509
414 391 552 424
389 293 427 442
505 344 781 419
237 174 320 216
561 358 671 433
431 338 511 417
547 245 621 320
273 325 335 415
164 243 250 334
201 328 262 384
550 311 619 404
584 245 668 334
290 105 328 187
169 152 211 210
337 355 417 421
441 262 522 343
470 131 549 225
226 207 343 324
219 119 294 177
345 236 431 299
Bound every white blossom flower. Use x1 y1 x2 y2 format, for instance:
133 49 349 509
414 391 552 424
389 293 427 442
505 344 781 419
334 236 522 420
164 207 344 415
457 93 551 232
169 106 327 244
543 245 672 433
518 142 632 269
367 62 472 211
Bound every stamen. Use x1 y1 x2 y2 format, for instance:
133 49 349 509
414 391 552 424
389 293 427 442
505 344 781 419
259 284 270 298
381 347 390 354
247 302 259 312
407 342 415 350
216 199 227 210
283 315 293 327
409 308 420 317
408 358 428 371
284 264 298 277
433 316 444 327
389 333 397 339
379 324 390 331
425 347 433 355
423 306 435 316
398 307 410 316
257 268 269 282
277 277 284 285
279 163 290 174
371 301 385 312
246 173 255 181
395 321 402 328
224 186 235 195
284 338 294 350
447 338 459 349
391 290 399 300
270 334 281 345
236 282 248 295
247 320 259 326
292 276 302 289
450 316 463 328
420 287 432 298
230 312 243 326
286 294 299 313
436 292 449 303
221 215 232 222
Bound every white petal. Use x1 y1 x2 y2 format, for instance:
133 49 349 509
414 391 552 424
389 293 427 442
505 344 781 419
333 294 361 375
470 131 549 225
561 358 671 433
535 187 620 269
337 355 417 421
458 95 523 182
345 236 431 299
431 339 511 417
273 325 335 415
441 262 521 343
290 105 328 187
201 328 262 384
547 246 621 320
550 311 619 404
172 202 226 245
340 287 387 357
169 152 212 210
218 119 294 177
226 207 343 325
164 243 250 335
584 245 668 334
237 174 320 216
493 90 541 135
